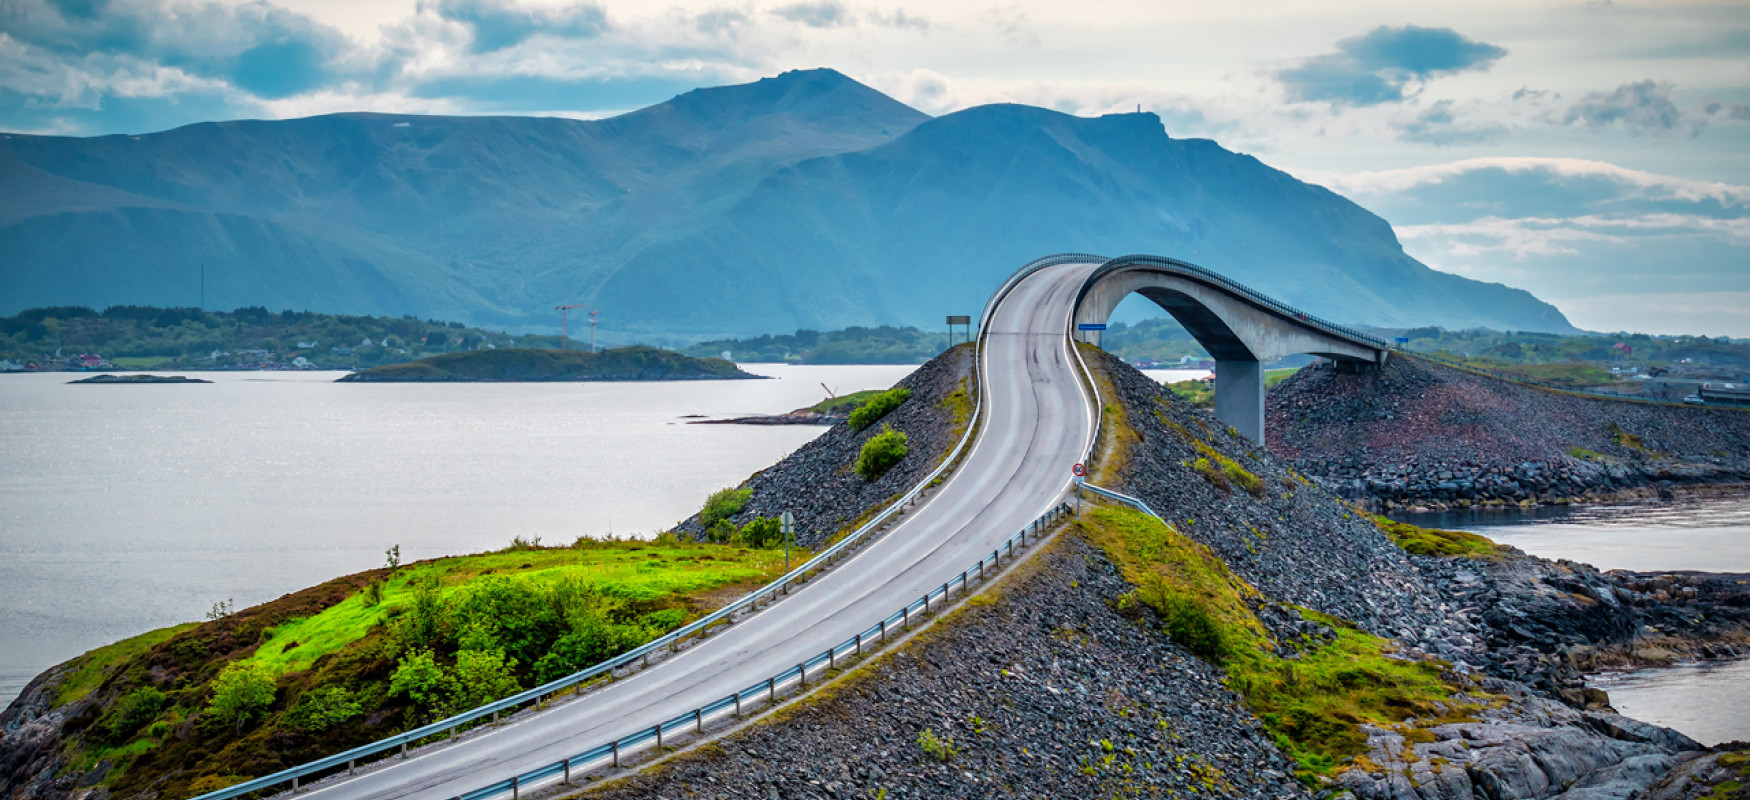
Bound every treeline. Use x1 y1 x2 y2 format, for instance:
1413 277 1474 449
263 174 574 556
0 306 568 369
681 325 953 364
1384 327 1750 367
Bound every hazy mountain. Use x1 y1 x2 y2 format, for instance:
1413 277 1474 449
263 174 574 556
0 69 1574 338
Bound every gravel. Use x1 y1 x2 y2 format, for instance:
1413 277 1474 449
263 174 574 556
676 345 975 547
579 535 1309 800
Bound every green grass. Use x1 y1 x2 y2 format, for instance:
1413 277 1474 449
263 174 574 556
1372 516 1500 558
1082 507 1479 781
55 623 199 706
1166 379 1213 407
808 389 884 414
243 542 788 678
1567 447 1605 461
1264 367 1298 388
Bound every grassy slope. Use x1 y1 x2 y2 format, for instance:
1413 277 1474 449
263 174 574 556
1079 506 1481 781
48 538 797 797
341 346 751 382
1166 367 1297 408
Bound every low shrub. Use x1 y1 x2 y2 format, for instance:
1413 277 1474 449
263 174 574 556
284 686 361 733
856 425 909 481
917 727 957 762
848 387 911 431
206 661 276 728
739 516 784 548
701 487 752 528
105 686 167 742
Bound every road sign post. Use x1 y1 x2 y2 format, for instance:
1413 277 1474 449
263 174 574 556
780 511 795 573
946 315 971 349
1071 463 1086 516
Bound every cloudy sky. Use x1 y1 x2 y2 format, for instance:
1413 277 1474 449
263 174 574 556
3 0 1747 335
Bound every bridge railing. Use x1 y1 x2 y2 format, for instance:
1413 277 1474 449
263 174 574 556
1089 254 1393 354
445 501 1076 800
192 328 998 800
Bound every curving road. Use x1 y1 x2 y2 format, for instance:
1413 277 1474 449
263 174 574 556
298 260 1103 799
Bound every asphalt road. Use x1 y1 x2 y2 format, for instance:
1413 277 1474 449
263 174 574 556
299 260 1103 799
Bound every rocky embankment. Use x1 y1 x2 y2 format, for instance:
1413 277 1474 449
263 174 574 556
675 345 974 547
1266 355 1750 511
569 349 1750 800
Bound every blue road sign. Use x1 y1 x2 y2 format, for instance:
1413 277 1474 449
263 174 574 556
1077 323 1108 331
1395 337 1410 344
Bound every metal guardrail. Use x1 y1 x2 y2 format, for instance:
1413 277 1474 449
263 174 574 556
1077 480 1161 519
193 326 998 800
447 501 1075 800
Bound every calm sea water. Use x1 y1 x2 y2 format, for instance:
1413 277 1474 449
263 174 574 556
0 365 913 707
1405 495 1750 745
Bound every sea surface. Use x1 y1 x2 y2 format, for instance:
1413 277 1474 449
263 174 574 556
1404 494 1750 745
0 365 913 707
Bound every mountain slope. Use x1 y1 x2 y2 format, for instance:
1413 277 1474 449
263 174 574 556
0 69 1573 336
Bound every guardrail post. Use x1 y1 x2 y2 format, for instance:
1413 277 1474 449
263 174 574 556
902 605 910 629
400 741 408 758
960 571 968 592
768 677 776 702
292 776 299 793
798 661 808 687
612 740 620 768
695 708 704 733
735 690 743 717
563 757 572 785
879 619 887 641
855 632 863 655
511 775 519 800
656 722 664 749
978 560 985 580
830 645 837 669
348 758 355 775
923 593 930 613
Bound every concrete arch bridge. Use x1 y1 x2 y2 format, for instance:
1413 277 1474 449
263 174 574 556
986 253 1391 444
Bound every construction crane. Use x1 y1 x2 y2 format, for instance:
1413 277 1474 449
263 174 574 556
555 305 586 351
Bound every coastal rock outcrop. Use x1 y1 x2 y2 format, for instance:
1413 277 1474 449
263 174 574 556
1266 355 1750 511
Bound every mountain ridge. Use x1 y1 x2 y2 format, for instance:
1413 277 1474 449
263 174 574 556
0 68 1575 337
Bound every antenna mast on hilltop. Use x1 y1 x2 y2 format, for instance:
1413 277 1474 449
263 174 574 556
555 304 586 350
590 310 599 353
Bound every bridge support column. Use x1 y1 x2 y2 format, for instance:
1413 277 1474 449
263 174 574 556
1214 359 1264 444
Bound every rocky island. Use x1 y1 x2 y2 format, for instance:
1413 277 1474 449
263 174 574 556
336 346 758 382
67 374 211 384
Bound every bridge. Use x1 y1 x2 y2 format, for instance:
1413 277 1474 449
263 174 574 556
200 255 1383 800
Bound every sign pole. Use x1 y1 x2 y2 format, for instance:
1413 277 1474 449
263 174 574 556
780 511 795 573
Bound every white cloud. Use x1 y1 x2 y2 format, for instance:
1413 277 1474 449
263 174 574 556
1299 157 1750 206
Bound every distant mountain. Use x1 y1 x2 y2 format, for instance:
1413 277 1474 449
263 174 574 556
0 69 1574 338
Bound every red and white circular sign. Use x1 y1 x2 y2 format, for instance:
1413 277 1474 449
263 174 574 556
1071 462 1086 477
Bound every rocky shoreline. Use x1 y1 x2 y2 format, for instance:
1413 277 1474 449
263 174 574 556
1268 355 1750 512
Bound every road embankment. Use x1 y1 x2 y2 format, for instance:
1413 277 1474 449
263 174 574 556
1266 354 1750 511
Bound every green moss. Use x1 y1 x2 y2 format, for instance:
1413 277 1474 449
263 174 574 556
1183 438 1263 497
1567 447 1605 461
1372 516 1500 558
1081 507 1479 782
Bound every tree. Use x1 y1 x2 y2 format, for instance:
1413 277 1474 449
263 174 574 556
389 649 447 717
207 662 276 729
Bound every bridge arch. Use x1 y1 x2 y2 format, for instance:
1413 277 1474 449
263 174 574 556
1068 254 1389 444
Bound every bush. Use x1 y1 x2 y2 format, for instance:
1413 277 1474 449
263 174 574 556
285 686 362 733
390 649 447 717
448 649 520 712
105 686 167 742
740 516 784 548
447 575 563 667
1159 593 1228 661
529 619 646 683
848 387 911 430
855 425 909 481
206 662 276 728
700 487 752 528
